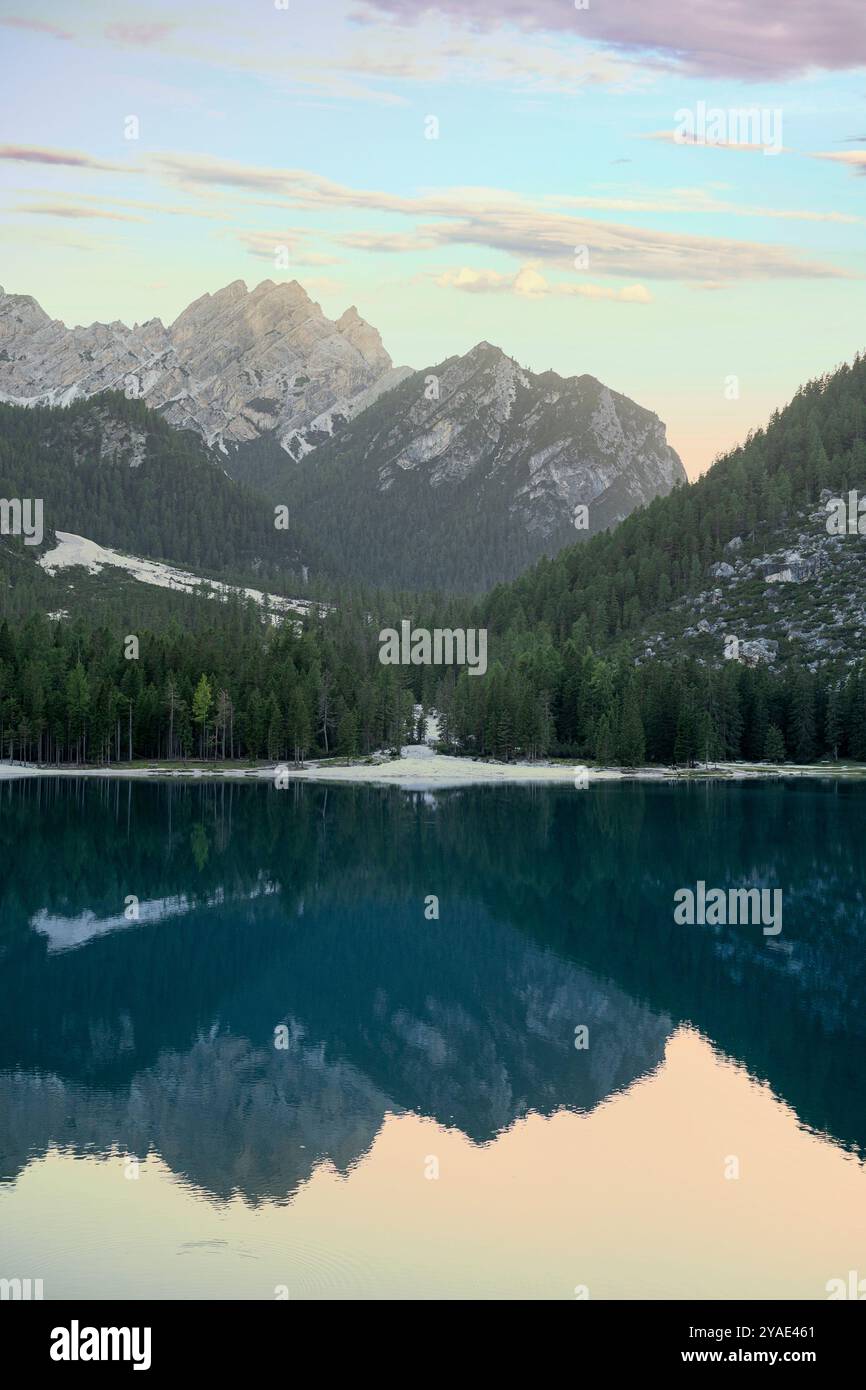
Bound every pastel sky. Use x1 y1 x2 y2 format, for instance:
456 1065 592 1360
1 0 865 475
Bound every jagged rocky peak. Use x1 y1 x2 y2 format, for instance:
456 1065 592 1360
465 339 507 358
173 278 313 334
388 341 684 517
0 286 52 335
0 279 397 449
334 304 391 370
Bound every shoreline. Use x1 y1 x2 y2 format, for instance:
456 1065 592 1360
1 750 863 789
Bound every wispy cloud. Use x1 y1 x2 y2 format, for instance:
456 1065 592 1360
13 203 145 222
0 15 73 40
0 145 133 173
435 264 652 301
149 152 857 283
235 230 343 265
639 131 789 155
418 207 853 282
811 150 866 175
335 30 652 94
554 188 859 224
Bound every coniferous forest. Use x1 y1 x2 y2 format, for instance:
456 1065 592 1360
3 353 866 768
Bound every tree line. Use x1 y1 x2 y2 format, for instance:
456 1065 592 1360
0 604 863 768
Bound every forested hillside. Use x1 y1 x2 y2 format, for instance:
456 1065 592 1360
0 393 301 584
484 352 866 652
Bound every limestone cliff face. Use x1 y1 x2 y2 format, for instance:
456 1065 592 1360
0 279 393 450
260 339 686 587
364 341 686 536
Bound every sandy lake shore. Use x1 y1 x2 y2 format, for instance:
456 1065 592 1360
1 747 862 790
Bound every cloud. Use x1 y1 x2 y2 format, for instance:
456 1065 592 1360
359 0 866 80
554 188 859 224
336 230 438 253
13 203 145 222
418 209 853 282
336 30 651 94
435 264 652 301
811 150 866 175
152 153 418 211
639 130 788 155
8 189 232 221
0 145 133 173
235 230 343 265
0 16 72 40
148 153 856 283
561 281 653 303
435 265 523 294
80 194 229 220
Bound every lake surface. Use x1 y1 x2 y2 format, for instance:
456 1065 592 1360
1 776 865 1300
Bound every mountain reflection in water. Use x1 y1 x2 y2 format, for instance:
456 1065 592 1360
1 777 864 1212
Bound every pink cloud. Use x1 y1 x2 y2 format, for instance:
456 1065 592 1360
360 0 866 79
0 16 72 40
0 145 132 172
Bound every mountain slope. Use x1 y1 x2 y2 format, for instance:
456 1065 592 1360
0 280 393 450
0 392 301 582
484 349 866 672
230 341 685 591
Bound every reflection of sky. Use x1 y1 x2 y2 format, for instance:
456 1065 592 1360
2 1 866 473
2 1030 863 1299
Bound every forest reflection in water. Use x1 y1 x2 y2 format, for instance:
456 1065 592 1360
0 776 864 1298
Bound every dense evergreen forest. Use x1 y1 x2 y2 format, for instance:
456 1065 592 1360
0 599 860 767
0 393 302 586
228 379 564 593
2 355 866 768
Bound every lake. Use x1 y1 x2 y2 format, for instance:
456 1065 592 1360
1 776 864 1300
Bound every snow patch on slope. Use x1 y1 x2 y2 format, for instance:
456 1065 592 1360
38 531 320 621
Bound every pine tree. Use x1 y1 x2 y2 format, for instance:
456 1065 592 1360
337 708 359 759
764 723 787 762
616 678 646 767
192 674 213 760
593 712 614 764
825 684 843 760
787 668 816 762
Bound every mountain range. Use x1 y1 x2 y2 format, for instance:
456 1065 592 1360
0 280 685 590
0 279 397 450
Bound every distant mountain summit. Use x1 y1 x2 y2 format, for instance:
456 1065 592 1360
232 338 686 589
0 279 398 449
